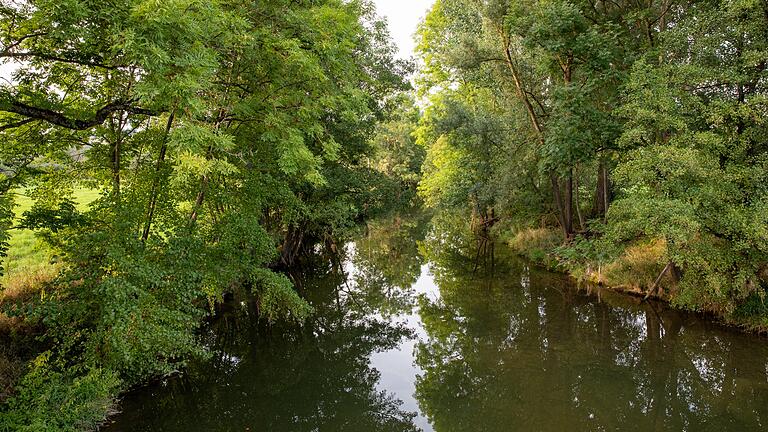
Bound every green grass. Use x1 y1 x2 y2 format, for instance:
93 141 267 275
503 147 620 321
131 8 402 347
506 227 563 271
2 188 100 292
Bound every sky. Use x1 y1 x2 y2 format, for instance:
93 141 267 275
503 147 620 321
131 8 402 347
371 0 436 59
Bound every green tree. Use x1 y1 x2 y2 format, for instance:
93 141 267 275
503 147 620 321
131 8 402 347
0 0 411 428
610 0 768 313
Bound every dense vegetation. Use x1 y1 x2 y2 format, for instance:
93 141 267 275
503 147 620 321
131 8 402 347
0 0 419 429
0 0 767 429
414 0 768 326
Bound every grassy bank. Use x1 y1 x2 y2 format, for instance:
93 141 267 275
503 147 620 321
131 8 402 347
503 227 768 333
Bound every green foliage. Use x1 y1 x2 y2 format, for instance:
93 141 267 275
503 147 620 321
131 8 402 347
20 199 84 233
419 135 474 208
417 86 532 219
25 230 211 384
414 0 623 234
1 0 766 427
554 231 619 273
370 95 425 205
251 268 313 323
609 0 768 312
0 355 120 432
0 0 412 428
733 292 768 320
0 194 13 277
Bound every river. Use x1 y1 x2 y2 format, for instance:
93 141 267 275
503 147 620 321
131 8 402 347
105 212 768 431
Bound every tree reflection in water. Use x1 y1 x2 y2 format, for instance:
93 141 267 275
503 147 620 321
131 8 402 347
107 243 424 432
347 212 431 318
107 212 768 432
415 213 768 432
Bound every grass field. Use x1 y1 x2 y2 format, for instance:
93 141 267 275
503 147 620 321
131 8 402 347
2 188 100 295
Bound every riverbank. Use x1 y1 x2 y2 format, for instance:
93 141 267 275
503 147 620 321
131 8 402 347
504 227 768 334
0 188 101 405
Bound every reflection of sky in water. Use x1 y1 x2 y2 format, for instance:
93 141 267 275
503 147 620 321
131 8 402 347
370 263 437 431
348 237 439 431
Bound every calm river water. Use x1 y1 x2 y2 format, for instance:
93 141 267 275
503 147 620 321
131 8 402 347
105 213 768 431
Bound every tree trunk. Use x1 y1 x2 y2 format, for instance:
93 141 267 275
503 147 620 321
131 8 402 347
550 174 567 238
560 60 575 239
564 172 574 239
112 139 120 197
141 110 175 242
574 168 585 231
280 225 305 267
593 159 611 220
110 115 124 199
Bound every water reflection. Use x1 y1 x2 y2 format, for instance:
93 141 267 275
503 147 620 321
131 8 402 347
416 214 768 432
107 252 422 432
106 212 768 432
347 213 431 318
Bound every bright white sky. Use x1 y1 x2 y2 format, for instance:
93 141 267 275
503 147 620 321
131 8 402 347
372 0 436 59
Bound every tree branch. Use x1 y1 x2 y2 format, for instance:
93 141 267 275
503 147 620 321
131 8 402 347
0 51 122 69
0 117 34 132
0 31 48 54
0 98 159 130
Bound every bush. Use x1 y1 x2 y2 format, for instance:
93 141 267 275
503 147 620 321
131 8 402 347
0 354 120 432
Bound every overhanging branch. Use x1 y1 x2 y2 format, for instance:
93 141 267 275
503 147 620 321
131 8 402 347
0 98 160 130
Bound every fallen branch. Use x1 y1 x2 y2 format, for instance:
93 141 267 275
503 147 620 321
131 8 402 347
645 261 673 300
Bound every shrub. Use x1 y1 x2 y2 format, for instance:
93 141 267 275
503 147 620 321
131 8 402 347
0 354 120 432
